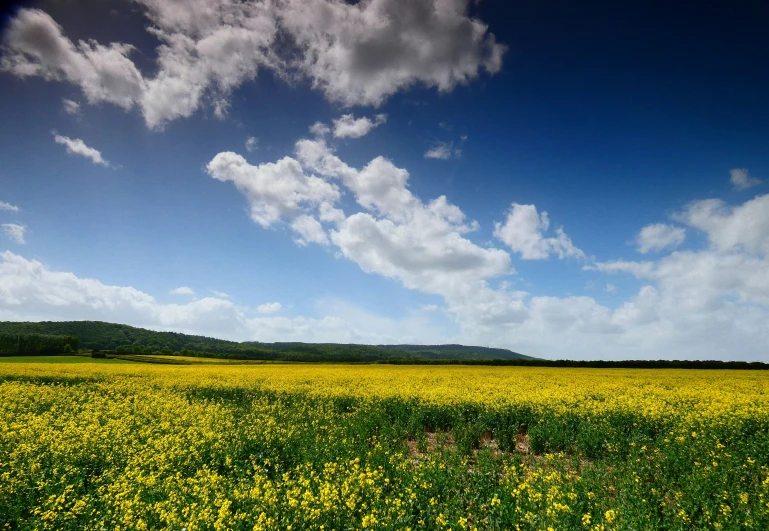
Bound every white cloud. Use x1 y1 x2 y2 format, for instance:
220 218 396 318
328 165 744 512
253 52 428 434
290 138 511 299
170 286 195 296
1 9 145 109
0 251 451 345
291 214 329 246
2 224 26 244
53 133 111 167
730 168 762 191
280 0 506 106
636 223 686 254
245 136 258 151
0 202 20 212
332 113 387 138
309 121 331 137
421 304 438 311
675 194 769 256
210 289 229 298
2 2 505 128
62 98 80 115
424 142 454 160
605 283 616 293
257 302 281 314
493 204 585 260
206 152 340 227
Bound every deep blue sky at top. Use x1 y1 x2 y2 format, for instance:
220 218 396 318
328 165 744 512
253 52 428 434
0 0 767 358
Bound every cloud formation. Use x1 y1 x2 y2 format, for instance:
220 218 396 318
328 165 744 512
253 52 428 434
53 134 111 167
2 224 25 244
1 1 505 128
245 136 259 151
675 194 769 256
62 98 80 115
636 223 685 254
424 141 458 160
332 113 387 138
206 152 340 227
170 286 195 296
730 168 762 191
493 204 585 260
0 202 19 212
0 251 450 344
257 302 281 314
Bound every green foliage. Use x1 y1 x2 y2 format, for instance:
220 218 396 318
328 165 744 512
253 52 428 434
0 333 79 355
0 321 530 362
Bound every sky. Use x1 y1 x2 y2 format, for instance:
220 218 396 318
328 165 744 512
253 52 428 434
0 0 768 360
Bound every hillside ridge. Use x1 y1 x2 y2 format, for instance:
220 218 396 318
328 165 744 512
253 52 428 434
0 321 533 361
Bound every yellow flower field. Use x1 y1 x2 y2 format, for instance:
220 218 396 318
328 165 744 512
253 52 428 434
2 361 768 530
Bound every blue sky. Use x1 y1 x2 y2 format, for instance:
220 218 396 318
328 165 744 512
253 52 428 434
1 0 768 360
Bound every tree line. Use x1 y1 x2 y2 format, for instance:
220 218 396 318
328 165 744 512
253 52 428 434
0 333 79 355
0 321 529 361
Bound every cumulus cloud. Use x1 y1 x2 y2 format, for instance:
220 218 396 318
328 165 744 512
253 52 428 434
636 223 686 254
2 1 505 128
0 250 455 346
280 0 506 106
730 168 762 191
1 9 145 109
211 136 517 338
62 98 80 115
206 151 340 227
0 202 20 212
493 204 585 260
291 139 511 297
0 251 446 344
245 136 258 151
256 302 281 314
291 214 329 246
170 286 195 296
53 133 111 167
332 113 387 138
309 121 331 137
675 194 769 256
2 224 26 244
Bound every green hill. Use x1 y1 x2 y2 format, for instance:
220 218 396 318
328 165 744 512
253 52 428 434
0 321 532 361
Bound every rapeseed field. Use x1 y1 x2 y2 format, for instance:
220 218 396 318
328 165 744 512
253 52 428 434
1 363 768 530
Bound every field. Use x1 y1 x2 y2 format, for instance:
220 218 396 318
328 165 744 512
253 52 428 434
1 362 768 530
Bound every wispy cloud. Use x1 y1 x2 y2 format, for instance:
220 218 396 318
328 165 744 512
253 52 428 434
0 202 20 212
62 98 80 115
257 302 281 314
2 223 26 244
169 286 195 296
332 113 387 138
53 133 111 167
730 168 762 191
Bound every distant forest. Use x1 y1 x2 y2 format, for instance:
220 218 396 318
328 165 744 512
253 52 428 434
0 333 79 355
0 321 531 362
0 321 766 369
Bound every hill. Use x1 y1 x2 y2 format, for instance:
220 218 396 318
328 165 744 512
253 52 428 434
0 321 532 361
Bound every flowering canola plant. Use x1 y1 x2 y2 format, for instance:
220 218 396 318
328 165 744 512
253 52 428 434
1 362 768 530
